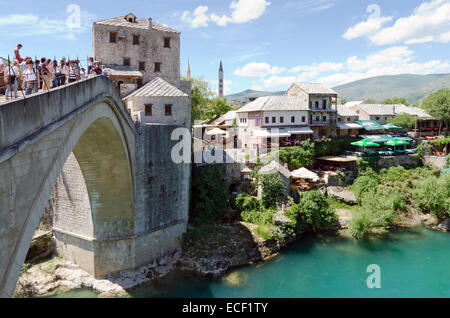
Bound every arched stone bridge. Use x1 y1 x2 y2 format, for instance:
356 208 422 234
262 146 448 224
0 76 189 297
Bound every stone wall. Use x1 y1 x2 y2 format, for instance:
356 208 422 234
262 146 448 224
377 155 418 168
133 123 190 268
92 23 180 84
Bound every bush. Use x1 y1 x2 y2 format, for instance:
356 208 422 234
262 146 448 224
190 165 229 225
241 207 276 225
285 191 338 233
235 193 261 212
278 140 315 169
348 193 396 238
350 172 379 203
259 173 285 208
416 142 432 159
412 176 449 218
445 154 450 169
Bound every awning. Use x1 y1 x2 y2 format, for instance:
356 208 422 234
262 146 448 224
253 129 291 138
316 156 357 163
287 127 313 135
337 123 363 130
356 120 385 131
291 168 320 181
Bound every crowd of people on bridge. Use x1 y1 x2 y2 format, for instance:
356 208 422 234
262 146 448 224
1 44 110 99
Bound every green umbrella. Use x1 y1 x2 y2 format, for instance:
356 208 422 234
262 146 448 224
383 123 403 130
385 138 410 146
351 140 381 147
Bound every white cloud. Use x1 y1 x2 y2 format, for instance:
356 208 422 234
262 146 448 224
181 6 210 28
343 16 393 40
0 11 96 40
182 0 271 28
263 75 297 88
234 62 285 77
289 62 344 73
356 0 450 45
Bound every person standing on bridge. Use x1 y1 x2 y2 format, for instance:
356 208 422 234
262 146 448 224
14 44 23 63
22 60 39 95
5 60 19 99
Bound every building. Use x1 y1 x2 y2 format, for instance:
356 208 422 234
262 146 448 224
336 105 363 136
393 104 440 136
236 96 313 151
93 13 185 95
351 104 396 125
123 77 191 127
218 60 224 98
285 82 338 137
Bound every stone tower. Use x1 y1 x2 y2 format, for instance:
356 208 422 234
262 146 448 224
218 60 224 98
186 58 191 78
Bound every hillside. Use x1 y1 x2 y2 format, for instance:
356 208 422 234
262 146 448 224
332 74 450 104
227 74 450 106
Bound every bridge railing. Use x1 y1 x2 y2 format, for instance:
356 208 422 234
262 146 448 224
0 76 133 155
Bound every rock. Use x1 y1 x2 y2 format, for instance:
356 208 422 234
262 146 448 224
437 219 450 232
327 186 356 205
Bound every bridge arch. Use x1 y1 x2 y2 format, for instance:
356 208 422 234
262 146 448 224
0 78 136 297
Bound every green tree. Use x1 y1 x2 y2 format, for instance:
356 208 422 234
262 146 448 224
421 89 450 135
259 173 285 208
364 99 377 104
183 76 232 123
381 97 409 106
285 191 337 233
387 113 417 129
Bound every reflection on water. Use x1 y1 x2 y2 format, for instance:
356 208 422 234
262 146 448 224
40 227 450 298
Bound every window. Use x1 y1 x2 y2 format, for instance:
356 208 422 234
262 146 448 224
145 104 152 116
240 118 248 124
309 101 312 108
376 117 380 121
155 62 161 72
315 101 319 108
280 117 284 123
123 58 130 66
139 61 145 71
164 37 171 48
291 116 295 123
323 116 327 122
272 117 276 123
133 35 140 45
109 32 117 43
316 116 320 122
323 100 327 109
347 118 351 122
302 116 306 123
265 117 269 124
338 118 342 122
165 104 172 116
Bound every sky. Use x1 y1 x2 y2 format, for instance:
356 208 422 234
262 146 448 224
1 0 450 95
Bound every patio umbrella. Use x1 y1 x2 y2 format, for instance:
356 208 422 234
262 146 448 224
351 139 381 154
385 138 410 146
291 168 320 181
206 128 228 136
383 123 403 130
351 140 381 147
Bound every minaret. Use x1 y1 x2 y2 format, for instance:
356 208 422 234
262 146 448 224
218 60 224 98
186 59 191 79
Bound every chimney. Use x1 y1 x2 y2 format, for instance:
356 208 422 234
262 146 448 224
148 17 152 29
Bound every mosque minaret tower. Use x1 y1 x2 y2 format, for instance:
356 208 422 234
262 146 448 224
218 60 224 98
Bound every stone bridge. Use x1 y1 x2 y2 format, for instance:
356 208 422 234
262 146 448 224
0 76 189 297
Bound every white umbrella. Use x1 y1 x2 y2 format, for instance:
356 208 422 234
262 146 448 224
291 168 320 181
206 128 228 136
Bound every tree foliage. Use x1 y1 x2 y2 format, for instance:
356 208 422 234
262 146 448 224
278 140 315 169
387 113 417 129
285 191 337 233
190 165 229 225
421 89 450 126
259 173 286 208
183 76 232 124
381 97 409 106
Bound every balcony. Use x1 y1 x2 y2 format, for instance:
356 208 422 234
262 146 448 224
310 121 332 126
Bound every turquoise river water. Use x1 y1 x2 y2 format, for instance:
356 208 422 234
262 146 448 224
40 227 449 298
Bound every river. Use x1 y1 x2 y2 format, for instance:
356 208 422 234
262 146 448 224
39 227 449 298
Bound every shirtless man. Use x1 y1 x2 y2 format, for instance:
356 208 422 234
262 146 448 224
14 44 23 63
